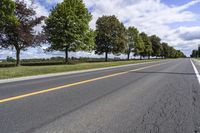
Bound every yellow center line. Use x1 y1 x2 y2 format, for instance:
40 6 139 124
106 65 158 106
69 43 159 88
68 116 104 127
0 62 168 104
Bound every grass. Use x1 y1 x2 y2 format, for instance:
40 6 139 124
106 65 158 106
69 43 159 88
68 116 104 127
0 59 160 80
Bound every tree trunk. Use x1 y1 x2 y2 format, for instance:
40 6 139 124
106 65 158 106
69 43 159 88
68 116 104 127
105 51 108 62
65 47 69 63
16 49 20 67
127 52 130 60
140 55 142 60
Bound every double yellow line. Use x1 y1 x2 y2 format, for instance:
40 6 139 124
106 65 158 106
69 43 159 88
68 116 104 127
0 62 167 104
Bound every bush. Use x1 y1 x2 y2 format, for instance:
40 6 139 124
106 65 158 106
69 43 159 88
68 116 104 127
0 57 130 68
6 56 16 62
0 61 66 67
21 61 65 66
0 62 16 67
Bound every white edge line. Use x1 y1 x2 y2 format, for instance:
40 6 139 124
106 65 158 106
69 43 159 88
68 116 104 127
190 59 200 84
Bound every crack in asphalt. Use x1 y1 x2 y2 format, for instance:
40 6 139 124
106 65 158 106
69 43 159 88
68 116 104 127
133 62 199 133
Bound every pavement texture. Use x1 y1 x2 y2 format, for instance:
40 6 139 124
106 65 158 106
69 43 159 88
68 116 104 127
0 59 200 133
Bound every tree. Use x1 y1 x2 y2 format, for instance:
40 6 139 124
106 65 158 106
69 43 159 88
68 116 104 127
0 0 45 66
130 28 144 59
159 43 164 58
95 15 126 61
175 50 185 58
198 45 200 58
44 0 92 63
168 46 176 58
150 35 161 58
140 32 152 59
6 56 15 62
162 42 170 58
191 50 198 58
81 29 96 51
125 27 135 60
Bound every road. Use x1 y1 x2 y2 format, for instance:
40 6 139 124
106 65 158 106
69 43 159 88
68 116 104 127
0 59 200 133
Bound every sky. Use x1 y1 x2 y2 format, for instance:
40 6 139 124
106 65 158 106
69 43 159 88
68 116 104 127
1 0 200 59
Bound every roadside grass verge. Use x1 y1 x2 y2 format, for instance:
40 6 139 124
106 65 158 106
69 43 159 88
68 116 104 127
0 59 161 80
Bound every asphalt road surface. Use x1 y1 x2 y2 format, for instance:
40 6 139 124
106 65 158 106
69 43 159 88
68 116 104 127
0 59 200 133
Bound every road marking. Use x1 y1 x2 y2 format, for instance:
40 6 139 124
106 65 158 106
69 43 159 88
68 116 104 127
190 59 200 84
0 62 168 104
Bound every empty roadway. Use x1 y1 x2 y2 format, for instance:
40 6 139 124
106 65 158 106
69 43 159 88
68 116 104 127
0 59 199 133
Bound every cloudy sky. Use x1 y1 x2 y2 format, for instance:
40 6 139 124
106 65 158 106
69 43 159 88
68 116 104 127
1 0 200 59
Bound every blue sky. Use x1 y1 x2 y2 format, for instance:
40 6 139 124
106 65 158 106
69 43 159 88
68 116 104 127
0 0 200 59
162 0 200 14
162 0 200 28
162 0 193 5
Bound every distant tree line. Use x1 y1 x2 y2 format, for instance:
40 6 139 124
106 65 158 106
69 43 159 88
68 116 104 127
191 45 200 58
0 0 186 66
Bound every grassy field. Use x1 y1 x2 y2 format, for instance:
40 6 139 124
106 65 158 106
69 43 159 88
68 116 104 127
0 59 161 80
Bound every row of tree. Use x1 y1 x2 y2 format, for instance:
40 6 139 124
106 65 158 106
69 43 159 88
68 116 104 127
0 0 185 66
191 45 200 58
95 16 185 61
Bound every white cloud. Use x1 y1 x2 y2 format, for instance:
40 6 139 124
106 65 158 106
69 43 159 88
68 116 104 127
177 26 200 41
19 0 49 17
84 0 199 28
1 0 200 59
33 2 49 17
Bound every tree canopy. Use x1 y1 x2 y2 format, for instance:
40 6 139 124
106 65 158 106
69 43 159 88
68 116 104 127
131 28 144 57
191 49 199 58
140 32 152 59
161 42 170 58
191 45 200 58
150 35 162 58
0 0 16 29
95 15 126 61
125 27 136 60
